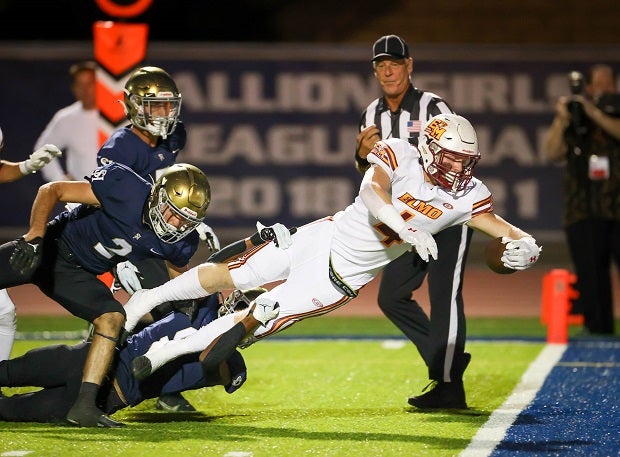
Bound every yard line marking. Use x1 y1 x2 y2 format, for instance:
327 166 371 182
459 343 566 457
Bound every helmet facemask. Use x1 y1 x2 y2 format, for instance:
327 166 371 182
128 93 181 140
419 114 480 194
423 141 479 193
123 66 182 140
218 287 268 318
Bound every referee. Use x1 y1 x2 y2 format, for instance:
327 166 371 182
354 35 472 409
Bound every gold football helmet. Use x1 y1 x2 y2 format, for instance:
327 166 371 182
123 66 181 139
147 163 210 243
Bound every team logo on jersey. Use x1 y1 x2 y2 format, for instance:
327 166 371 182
91 168 107 181
158 153 165 162
369 141 398 171
133 233 142 240
424 118 448 141
398 193 443 219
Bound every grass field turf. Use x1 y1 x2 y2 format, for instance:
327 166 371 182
2 339 544 456
0 315 558 456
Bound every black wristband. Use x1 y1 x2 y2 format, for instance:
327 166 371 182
249 231 264 246
207 239 249 263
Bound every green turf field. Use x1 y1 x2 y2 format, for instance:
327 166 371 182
2 315 615 456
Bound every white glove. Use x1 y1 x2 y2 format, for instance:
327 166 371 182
196 222 221 251
19 144 62 174
114 260 143 294
397 223 438 262
501 236 541 270
257 221 293 249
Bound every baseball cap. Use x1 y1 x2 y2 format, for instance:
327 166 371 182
372 35 410 61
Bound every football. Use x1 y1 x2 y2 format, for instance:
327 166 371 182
484 237 516 274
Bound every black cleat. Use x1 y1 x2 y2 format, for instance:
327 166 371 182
408 380 468 409
408 352 471 410
156 393 196 412
66 404 125 428
131 355 153 381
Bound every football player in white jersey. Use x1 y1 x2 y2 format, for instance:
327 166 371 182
120 113 542 383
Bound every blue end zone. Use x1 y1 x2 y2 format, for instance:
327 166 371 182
492 339 620 456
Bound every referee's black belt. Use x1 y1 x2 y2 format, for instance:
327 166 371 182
328 256 358 298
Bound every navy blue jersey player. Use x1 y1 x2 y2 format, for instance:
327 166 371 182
94 66 218 413
0 161 210 427
0 289 259 424
97 66 186 184
97 119 185 182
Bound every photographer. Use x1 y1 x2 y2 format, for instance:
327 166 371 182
544 63 620 335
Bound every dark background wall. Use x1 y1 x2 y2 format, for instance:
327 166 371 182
0 0 618 44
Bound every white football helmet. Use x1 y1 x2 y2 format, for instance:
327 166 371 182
419 113 480 194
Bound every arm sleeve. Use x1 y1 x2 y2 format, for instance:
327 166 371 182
359 167 387 218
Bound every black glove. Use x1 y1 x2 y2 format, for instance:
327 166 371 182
9 236 44 276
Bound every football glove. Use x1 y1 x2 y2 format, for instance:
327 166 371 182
397 224 438 262
114 260 143 294
196 222 221 252
501 236 541 270
19 144 62 174
9 236 43 276
256 221 293 249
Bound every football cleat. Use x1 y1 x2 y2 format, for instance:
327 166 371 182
407 380 467 409
66 404 125 428
156 393 196 412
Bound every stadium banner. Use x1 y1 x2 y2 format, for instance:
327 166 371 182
1 43 618 241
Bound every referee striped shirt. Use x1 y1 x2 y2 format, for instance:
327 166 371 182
355 84 454 171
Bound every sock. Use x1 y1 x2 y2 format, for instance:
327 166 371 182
200 322 247 374
0 289 17 361
144 266 209 304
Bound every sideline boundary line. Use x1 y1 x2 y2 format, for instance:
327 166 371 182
459 343 566 457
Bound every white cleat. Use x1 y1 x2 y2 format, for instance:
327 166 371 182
124 289 156 332
252 296 280 325
131 336 178 380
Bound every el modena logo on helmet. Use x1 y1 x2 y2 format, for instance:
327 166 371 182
424 119 448 141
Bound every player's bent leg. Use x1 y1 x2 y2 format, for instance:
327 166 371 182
132 312 240 380
132 299 278 381
66 312 125 427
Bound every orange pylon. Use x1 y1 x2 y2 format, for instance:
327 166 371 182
541 269 583 343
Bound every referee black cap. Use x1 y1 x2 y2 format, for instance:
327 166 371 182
372 35 410 61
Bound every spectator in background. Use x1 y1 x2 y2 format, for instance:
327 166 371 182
354 34 473 409
34 60 99 182
544 63 620 335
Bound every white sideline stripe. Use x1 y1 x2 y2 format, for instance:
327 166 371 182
459 343 567 457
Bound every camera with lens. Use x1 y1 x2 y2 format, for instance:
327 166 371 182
566 71 591 143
